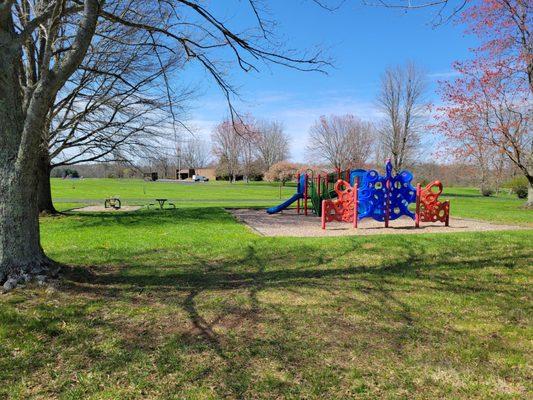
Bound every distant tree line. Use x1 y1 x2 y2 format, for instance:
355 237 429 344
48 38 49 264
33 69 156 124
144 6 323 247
211 117 291 182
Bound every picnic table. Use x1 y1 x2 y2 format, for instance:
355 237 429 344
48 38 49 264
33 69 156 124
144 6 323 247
149 198 175 210
155 198 168 209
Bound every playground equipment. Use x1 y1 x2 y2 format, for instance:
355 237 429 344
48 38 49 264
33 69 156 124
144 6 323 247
415 181 450 227
104 197 121 209
267 159 450 230
266 174 307 214
267 168 351 215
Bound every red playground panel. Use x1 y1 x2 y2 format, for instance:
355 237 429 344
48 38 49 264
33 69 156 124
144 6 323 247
321 180 359 229
415 181 450 227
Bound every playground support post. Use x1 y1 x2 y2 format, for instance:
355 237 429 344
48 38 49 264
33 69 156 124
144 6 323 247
385 179 391 228
321 200 326 229
445 200 450 227
415 183 421 228
304 173 309 216
296 173 301 214
317 174 321 198
353 179 359 229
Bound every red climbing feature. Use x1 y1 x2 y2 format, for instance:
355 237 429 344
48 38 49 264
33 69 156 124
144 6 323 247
416 181 450 227
321 180 357 229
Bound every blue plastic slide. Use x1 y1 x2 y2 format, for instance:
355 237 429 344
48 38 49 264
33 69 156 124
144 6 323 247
266 174 306 214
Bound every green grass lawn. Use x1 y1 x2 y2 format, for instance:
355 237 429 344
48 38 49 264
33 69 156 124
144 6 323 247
51 178 296 208
1 180 532 399
442 187 532 226
53 178 531 225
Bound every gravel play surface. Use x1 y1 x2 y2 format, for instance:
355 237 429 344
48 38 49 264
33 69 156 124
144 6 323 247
229 208 527 237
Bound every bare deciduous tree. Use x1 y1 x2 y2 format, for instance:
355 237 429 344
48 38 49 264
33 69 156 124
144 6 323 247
256 120 290 171
1 0 332 286
151 153 175 179
307 114 375 170
376 62 427 172
35 7 194 214
41 58 190 212
1 0 100 285
212 121 243 183
239 122 261 183
182 139 211 169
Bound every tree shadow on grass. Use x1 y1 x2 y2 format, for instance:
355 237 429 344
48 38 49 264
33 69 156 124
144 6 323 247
64 207 236 228
5 235 531 398
61 245 527 298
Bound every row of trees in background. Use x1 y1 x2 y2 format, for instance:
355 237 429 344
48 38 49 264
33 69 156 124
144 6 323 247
211 118 290 182
34 0 530 202
104 61 425 185
304 62 427 174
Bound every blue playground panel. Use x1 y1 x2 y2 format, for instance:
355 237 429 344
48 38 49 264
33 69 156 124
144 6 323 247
357 160 417 222
349 169 367 187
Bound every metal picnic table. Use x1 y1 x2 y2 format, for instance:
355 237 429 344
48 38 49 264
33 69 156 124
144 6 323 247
150 198 175 209
155 198 168 209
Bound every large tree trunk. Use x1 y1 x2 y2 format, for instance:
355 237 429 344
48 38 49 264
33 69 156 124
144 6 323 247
1 0 99 290
0 16 45 286
37 155 57 215
0 17 51 288
0 74 50 285
0 163 50 286
0 92 52 287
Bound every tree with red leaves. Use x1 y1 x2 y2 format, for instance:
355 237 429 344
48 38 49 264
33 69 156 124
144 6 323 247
435 0 532 205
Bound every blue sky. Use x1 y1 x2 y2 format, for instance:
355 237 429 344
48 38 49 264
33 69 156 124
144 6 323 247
181 1 479 162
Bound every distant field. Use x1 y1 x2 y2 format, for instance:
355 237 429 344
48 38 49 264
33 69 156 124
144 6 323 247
440 187 532 226
51 178 295 208
52 178 532 225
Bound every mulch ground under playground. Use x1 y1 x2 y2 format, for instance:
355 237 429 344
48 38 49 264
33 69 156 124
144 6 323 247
229 208 527 237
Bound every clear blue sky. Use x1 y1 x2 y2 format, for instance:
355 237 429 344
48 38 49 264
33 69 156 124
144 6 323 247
180 1 479 162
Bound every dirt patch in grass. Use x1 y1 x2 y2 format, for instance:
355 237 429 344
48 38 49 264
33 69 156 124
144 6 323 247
73 205 142 212
229 208 529 237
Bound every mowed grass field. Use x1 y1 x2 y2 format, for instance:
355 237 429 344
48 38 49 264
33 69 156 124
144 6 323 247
53 178 532 225
51 178 296 208
1 179 532 399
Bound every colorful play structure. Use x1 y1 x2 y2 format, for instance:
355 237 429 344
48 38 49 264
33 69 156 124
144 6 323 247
267 160 450 230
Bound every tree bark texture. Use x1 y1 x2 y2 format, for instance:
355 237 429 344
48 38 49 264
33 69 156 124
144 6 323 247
37 153 57 215
0 1 100 287
0 25 47 282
